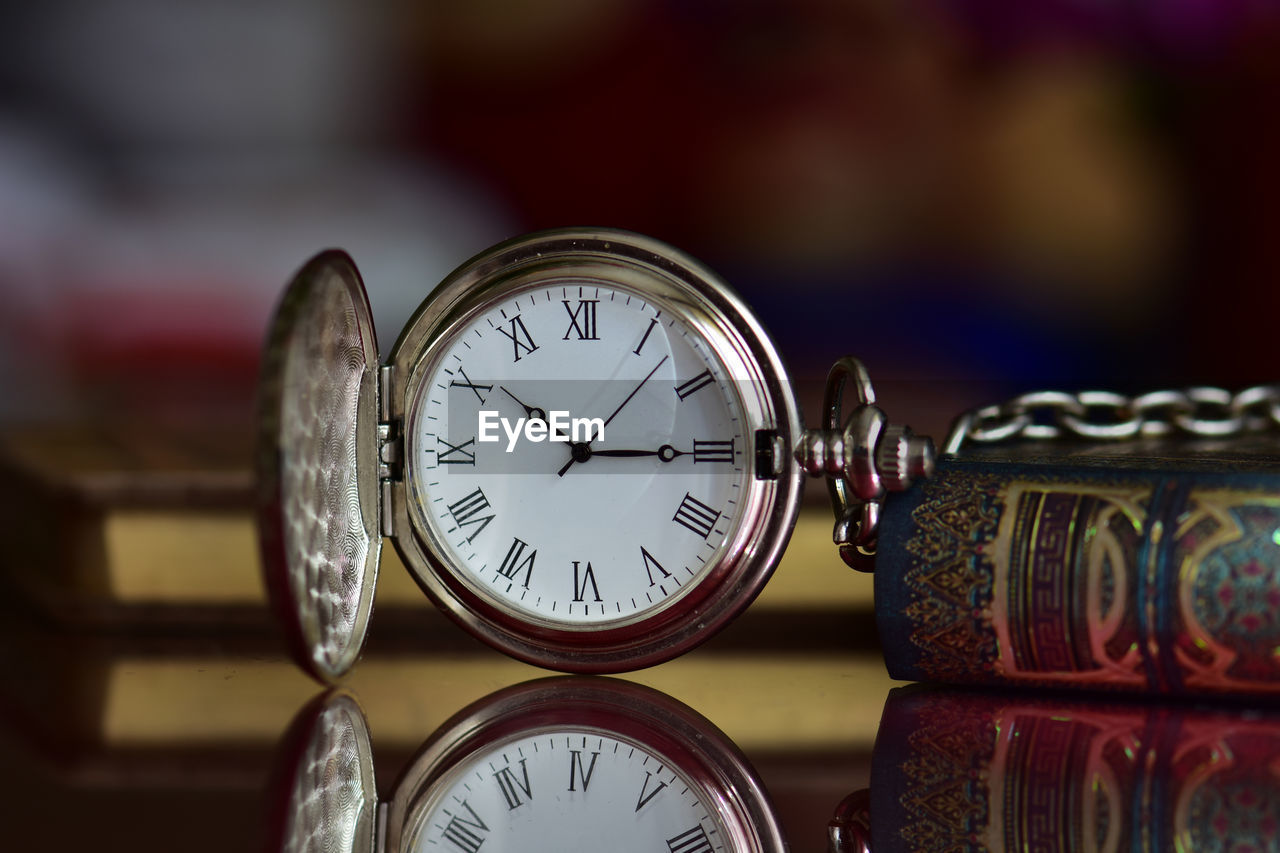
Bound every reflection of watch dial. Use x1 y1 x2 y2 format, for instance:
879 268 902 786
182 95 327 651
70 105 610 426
385 678 785 853
388 231 804 672
407 280 749 629
407 728 727 853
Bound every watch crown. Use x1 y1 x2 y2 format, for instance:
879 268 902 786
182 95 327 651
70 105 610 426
875 424 935 491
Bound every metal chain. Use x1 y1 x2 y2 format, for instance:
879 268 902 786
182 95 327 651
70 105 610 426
944 384 1280 455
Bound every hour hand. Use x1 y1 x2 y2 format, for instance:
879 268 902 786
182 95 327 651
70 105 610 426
500 385 547 422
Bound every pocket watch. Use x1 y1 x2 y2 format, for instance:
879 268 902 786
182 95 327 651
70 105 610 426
266 678 785 853
257 228 933 680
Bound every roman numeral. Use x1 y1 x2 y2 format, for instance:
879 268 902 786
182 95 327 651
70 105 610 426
572 560 602 602
562 299 599 340
567 749 599 792
667 825 714 853
493 759 533 810
640 546 671 587
449 367 492 404
440 800 489 853
673 493 720 540
497 537 536 588
674 369 715 400
436 435 476 466
446 488 495 542
635 771 668 812
497 314 539 362
633 317 658 356
692 439 734 464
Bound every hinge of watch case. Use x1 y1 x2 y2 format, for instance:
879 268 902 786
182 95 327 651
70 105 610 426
375 801 388 853
378 365 402 539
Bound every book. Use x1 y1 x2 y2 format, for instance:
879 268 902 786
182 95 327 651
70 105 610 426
0 423 872 627
875 438 1280 696
857 685 1280 853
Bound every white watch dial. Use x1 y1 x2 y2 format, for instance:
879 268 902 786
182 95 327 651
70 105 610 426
406 280 749 630
407 728 728 853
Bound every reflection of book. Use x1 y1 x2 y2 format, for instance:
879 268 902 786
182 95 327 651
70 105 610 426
0 601 888 850
0 424 870 622
93 654 891 753
0 602 888 790
877 441 1280 696
867 686 1280 853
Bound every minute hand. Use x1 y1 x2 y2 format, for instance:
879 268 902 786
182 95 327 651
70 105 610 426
556 355 669 477
600 355 669 430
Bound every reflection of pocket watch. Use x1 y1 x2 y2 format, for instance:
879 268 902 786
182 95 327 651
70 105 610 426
267 679 785 853
258 228 933 679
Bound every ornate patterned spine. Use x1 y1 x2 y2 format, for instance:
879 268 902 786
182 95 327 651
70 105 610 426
875 456 1280 696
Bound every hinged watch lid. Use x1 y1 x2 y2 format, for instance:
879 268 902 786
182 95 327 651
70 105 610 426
267 691 379 853
257 250 382 683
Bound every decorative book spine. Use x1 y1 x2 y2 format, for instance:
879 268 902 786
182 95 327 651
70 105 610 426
868 686 1280 853
875 457 1280 696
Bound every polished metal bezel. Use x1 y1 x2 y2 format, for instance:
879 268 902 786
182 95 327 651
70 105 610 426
383 678 786 853
385 228 804 672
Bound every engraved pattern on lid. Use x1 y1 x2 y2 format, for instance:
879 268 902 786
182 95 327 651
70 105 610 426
258 251 381 682
281 693 377 853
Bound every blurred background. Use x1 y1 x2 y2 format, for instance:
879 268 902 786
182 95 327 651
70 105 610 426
2 0 1278 429
3 3 1280 846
